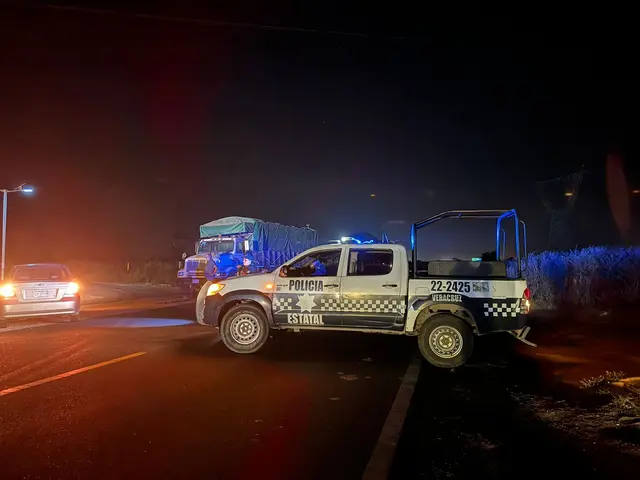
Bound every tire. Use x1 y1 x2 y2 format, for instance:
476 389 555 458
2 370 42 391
195 281 212 325
67 313 80 322
418 314 474 368
219 303 269 354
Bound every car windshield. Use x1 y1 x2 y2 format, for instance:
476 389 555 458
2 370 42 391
12 266 68 282
198 240 234 254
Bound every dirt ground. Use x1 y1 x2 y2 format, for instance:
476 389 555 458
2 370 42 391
522 308 640 385
390 309 640 479
516 309 640 458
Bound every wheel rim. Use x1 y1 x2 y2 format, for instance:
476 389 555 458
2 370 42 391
429 325 463 359
229 313 261 345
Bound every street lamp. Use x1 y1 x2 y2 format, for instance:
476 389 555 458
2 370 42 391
1 183 35 281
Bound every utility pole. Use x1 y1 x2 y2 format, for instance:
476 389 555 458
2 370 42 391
2 190 7 281
1 184 35 281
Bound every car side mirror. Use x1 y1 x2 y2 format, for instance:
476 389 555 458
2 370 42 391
182 252 187 260
279 265 289 277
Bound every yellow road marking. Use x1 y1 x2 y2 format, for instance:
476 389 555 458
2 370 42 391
0 351 147 397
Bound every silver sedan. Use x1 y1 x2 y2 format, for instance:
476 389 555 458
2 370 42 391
1 263 80 322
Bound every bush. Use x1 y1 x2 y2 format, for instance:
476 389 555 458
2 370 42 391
63 259 180 285
524 246 640 310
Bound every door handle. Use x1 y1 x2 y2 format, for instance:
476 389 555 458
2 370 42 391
324 283 339 288
382 283 398 288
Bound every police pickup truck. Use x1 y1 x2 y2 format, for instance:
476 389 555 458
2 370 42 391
199 210 534 368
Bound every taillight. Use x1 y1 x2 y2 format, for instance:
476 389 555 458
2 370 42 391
1 283 15 298
521 287 531 314
65 282 79 296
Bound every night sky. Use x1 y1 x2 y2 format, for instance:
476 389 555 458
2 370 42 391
1 3 638 263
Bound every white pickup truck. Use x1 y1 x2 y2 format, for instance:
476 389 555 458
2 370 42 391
199 210 533 368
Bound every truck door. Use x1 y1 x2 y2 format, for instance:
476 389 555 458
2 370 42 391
340 247 403 328
272 248 344 328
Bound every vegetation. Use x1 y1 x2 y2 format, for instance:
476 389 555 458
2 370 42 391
579 371 640 418
523 246 640 310
64 259 180 286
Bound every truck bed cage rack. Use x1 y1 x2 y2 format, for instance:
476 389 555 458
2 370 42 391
411 209 527 279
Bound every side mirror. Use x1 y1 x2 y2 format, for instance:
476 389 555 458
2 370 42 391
243 240 250 253
182 252 187 260
279 265 289 277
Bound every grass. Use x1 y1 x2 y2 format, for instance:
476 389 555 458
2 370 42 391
579 371 640 418
579 371 628 390
522 246 640 310
611 394 640 417
63 259 180 285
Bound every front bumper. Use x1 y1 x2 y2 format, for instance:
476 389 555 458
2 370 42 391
476 313 528 335
1 297 81 319
177 276 205 285
203 294 223 327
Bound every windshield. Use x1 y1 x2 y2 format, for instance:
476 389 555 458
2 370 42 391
198 240 234 255
12 265 69 282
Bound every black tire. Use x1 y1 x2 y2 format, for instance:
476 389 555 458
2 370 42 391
219 303 269 354
67 313 80 322
418 314 474 368
195 281 212 325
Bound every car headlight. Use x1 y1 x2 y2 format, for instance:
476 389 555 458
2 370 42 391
207 283 225 296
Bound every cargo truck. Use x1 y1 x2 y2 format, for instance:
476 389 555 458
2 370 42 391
178 216 317 295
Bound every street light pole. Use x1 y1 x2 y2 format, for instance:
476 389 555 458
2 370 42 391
1 190 7 281
1 184 34 281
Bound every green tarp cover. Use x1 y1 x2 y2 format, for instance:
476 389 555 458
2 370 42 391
199 216 259 237
199 216 318 257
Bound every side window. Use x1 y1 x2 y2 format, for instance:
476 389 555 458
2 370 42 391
348 249 393 276
286 250 342 277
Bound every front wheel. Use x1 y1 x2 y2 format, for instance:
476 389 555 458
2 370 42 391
195 281 212 325
418 314 474 368
219 304 269 354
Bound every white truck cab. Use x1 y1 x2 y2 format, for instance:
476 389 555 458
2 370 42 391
200 210 534 368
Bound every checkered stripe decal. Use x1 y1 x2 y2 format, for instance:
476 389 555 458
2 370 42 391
319 296 340 312
483 302 521 317
273 296 294 311
273 294 405 314
319 297 406 314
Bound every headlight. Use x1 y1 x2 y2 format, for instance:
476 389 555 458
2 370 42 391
207 283 225 296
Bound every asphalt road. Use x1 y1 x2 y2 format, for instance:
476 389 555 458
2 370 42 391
0 304 415 480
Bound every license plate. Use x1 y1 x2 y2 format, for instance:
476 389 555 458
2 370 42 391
32 290 52 299
192 279 200 284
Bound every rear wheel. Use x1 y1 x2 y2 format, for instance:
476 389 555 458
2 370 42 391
219 304 269 354
418 314 474 368
67 313 80 322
